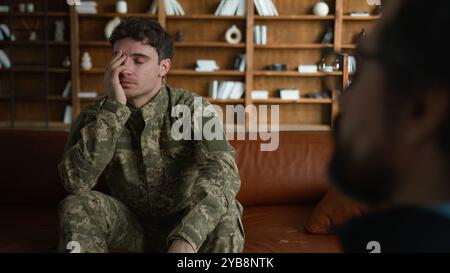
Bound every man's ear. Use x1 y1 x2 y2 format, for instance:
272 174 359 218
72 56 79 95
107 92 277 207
403 87 449 146
159 59 171 77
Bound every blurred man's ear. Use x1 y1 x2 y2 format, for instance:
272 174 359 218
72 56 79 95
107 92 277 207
159 59 171 78
402 87 449 147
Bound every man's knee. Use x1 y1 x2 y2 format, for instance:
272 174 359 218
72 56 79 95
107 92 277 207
58 190 107 216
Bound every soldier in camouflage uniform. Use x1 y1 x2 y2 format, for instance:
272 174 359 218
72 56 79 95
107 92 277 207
57 18 244 253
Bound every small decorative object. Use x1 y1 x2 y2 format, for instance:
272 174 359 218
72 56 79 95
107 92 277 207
225 25 242 44
175 30 184 42
318 58 327 71
321 26 333 44
29 31 37 40
313 2 329 16
26 3 34 13
18 3 26 12
374 5 382 15
81 52 92 71
266 64 287 71
333 58 341 71
54 20 65 42
62 56 71 68
355 28 368 43
20 18 40 41
116 1 127 14
104 17 121 40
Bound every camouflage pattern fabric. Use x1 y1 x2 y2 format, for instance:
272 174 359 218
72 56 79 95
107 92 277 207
58 85 244 253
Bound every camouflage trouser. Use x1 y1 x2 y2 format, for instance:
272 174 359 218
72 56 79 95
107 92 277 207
58 191 244 253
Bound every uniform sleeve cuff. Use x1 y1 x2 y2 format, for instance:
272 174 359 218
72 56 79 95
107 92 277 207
167 223 202 252
100 97 131 124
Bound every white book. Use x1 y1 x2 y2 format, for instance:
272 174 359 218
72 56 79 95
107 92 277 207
253 0 264 16
252 90 269 99
298 65 318 73
195 67 218 72
210 80 219 98
196 59 218 67
238 54 246 72
0 24 10 38
221 0 240 16
215 0 226 16
80 1 97 7
236 0 246 16
63 105 72 124
172 0 185 16
62 81 72 97
280 90 300 100
261 25 267 45
149 0 158 14
266 0 279 16
229 82 245 99
350 12 370 17
258 0 271 15
0 31 3 41
78 92 97 98
253 25 261 44
221 81 235 99
164 0 174 15
217 81 226 99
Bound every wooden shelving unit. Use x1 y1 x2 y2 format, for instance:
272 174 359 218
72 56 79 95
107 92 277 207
0 0 381 131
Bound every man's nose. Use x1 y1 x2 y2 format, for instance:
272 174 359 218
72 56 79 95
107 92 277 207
120 55 132 74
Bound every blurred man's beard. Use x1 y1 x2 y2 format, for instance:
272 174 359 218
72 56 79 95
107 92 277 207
328 115 396 205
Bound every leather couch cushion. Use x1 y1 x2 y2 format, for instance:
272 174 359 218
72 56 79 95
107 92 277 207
243 205 341 252
305 189 369 234
233 131 332 206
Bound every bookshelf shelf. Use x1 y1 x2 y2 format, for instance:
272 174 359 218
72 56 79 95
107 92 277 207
253 71 342 77
167 15 246 20
174 42 246 48
254 15 335 20
254 43 333 49
169 70 245 76
253 98 332 104
343 15 381 21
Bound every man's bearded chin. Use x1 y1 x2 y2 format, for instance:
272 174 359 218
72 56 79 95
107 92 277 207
327 117 397 205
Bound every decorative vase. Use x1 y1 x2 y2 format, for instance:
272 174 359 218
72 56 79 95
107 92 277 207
116 1 127 14
313 2 329 16
81 52 92 71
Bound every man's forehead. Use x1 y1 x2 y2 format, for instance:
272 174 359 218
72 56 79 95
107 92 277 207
113 38 155 54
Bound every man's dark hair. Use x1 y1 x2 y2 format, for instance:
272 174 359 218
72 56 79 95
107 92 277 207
109 17 174 63
377 0 449 157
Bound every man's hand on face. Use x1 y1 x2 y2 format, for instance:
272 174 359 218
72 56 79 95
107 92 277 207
167 239 196 253
104 49 127 105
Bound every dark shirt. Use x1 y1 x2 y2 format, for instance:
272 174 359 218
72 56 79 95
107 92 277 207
337 206 450 253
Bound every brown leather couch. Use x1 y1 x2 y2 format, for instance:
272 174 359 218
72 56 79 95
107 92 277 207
0 129 341 253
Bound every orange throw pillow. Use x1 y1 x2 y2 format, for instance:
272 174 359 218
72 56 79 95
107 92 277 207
305 189 369 234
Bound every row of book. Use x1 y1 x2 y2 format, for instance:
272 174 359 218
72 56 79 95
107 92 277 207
149 0 185 16
254 0 279 16
253 25 268 45
209 81 245 100
215 0 246 16
62 81 97 98
253 89 300 100
76 1 97 14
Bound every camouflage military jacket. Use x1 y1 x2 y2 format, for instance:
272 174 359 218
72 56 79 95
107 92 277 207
58 84 243 251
